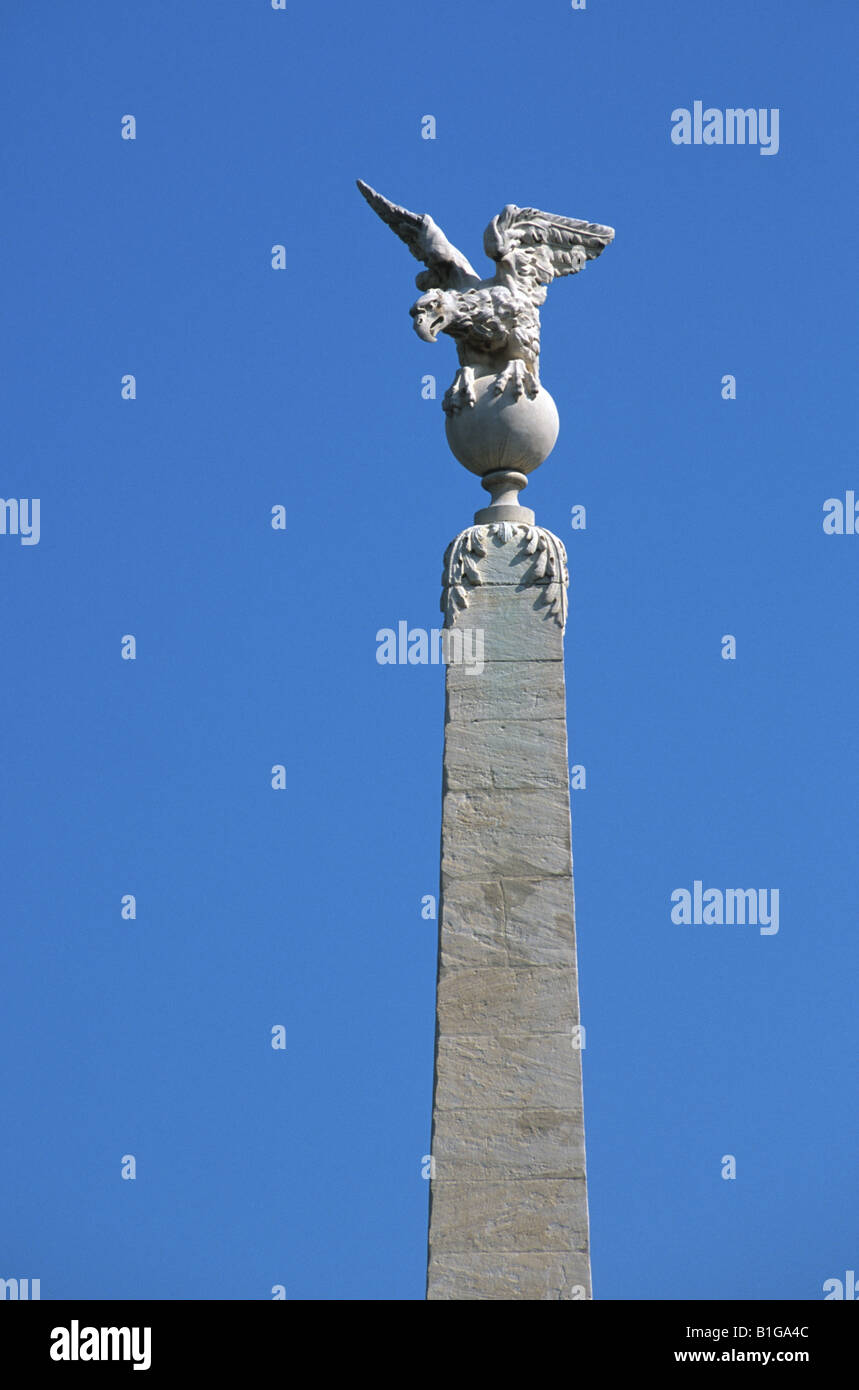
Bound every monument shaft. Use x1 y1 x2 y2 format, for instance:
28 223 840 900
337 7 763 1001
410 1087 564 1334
427 523 590 1301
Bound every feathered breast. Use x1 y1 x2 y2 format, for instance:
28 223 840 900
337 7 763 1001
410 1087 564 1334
449 286 534 350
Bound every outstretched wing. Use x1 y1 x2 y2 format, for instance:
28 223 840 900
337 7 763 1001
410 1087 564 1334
483 205 614 298
357 179 481 291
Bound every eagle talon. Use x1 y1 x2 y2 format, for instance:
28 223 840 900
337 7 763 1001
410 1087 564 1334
443 367 477 415
492 359 540 402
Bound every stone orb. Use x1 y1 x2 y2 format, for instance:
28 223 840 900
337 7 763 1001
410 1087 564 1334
445 374 560 477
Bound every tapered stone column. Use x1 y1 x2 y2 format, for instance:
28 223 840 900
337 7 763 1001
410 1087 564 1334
426 518 590 1301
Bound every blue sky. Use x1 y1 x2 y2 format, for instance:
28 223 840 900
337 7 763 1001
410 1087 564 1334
1 0 856 1300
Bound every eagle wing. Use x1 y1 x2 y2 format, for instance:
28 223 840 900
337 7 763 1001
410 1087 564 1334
483 205 614 298
357 179 482 291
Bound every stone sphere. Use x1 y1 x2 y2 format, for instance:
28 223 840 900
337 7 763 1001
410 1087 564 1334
445 373 560 477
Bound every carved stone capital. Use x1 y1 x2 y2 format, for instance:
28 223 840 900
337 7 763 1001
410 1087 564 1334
441 523 569 631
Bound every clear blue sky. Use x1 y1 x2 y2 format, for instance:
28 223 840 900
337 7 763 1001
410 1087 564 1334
1 0 856 1300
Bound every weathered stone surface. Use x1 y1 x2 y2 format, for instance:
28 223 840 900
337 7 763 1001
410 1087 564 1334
502 876 578 968
437 879 508 967
444 718 569 791
438 876 577 969
428 524 590 1299
434 1034 583 1111
428 1179 588 1254
441 789 572 880
452 586 564 662
436 965 578 1036
427 1251 591 1301
445 660 566 723
431 1107 586 1181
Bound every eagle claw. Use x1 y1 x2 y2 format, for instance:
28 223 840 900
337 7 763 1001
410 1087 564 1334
491 359 540 402
443 366 477 415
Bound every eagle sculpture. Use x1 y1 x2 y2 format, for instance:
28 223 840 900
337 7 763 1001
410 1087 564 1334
357 179 614 415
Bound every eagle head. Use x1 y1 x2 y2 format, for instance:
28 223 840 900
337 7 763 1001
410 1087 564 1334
410 290 455 343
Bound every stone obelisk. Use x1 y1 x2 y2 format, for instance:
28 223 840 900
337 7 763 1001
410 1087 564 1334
425 492 589 1301
356 177 612 1301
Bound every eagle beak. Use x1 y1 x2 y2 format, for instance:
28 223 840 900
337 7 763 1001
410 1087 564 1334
412 309 445 342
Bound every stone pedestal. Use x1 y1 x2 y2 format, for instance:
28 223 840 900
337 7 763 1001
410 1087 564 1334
426 521 590 1301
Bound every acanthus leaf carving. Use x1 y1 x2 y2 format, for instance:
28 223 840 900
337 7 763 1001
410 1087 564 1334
441 523 569 630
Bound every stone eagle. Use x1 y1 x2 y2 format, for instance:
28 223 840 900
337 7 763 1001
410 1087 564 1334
357 179 614 414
